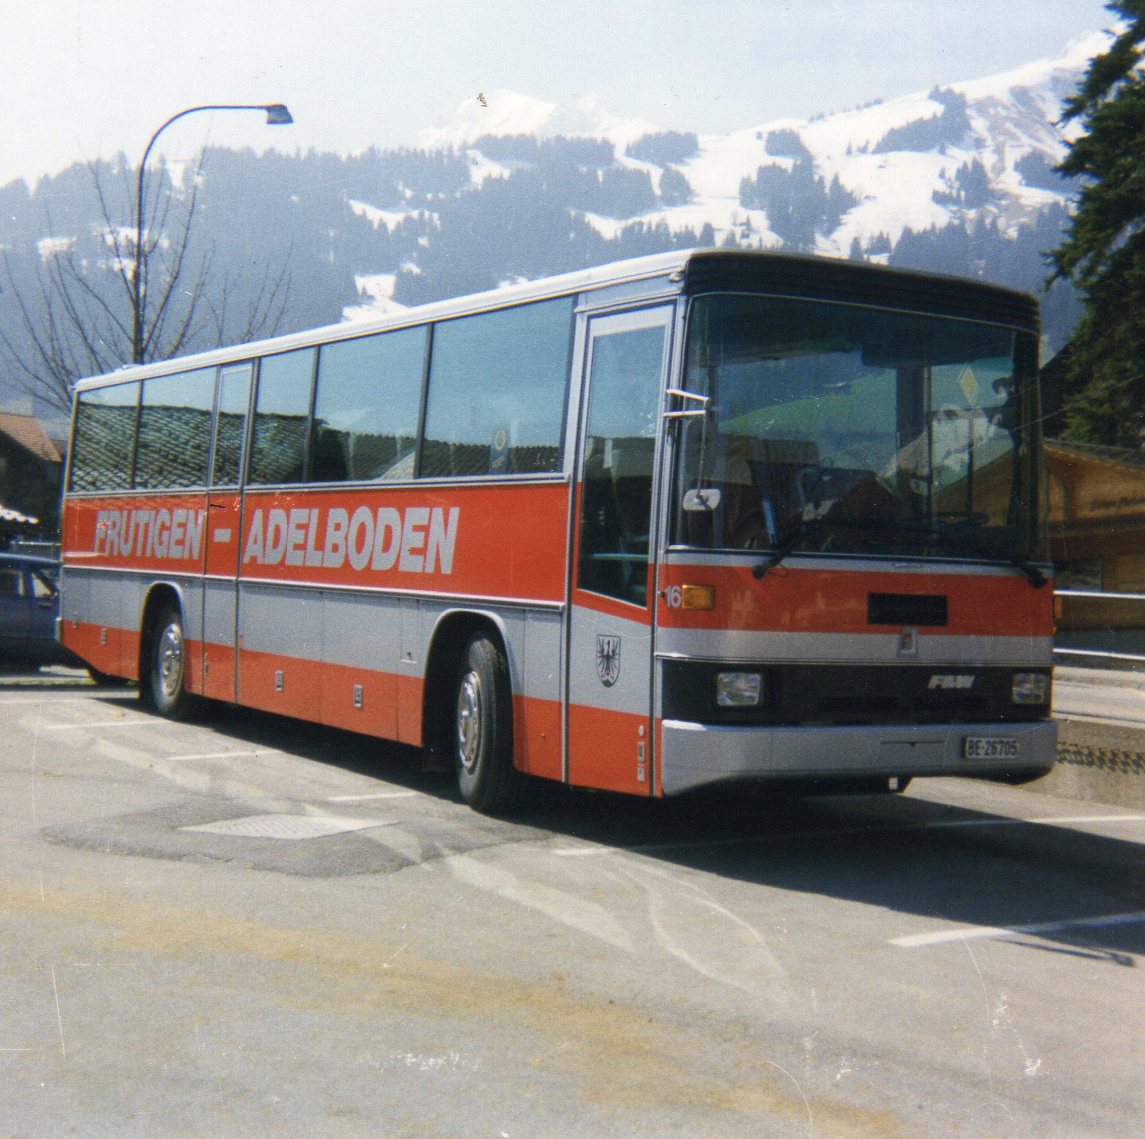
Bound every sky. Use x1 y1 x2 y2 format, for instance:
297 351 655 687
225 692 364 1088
0 0 1116 190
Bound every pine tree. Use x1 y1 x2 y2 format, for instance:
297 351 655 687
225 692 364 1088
1050 2 1145 446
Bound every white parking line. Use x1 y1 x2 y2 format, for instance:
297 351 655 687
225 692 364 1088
165 750 270 762
1027 813 1145 826
892 911 1145 949
39 719 153 731
327 791 420 802
0 697 95 706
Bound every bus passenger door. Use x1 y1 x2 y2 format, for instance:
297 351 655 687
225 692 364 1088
200 362 253 703
566 307 672 795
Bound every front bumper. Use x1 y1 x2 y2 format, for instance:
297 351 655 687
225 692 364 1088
659 717 1057 795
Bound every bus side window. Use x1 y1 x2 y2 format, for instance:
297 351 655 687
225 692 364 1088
69 382 140 492
211 364 254 486
135 368 215 489
310 327 425 483
421 297 573 479
248 348 316 486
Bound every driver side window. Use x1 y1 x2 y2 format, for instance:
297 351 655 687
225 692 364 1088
577 322 666 605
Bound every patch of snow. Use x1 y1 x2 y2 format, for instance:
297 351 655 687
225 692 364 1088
954 30 1111 105
419 88 655 152
37 235 76 258
465 148 513 186
578 212 628 242
348 200 408 230
342 272 406 322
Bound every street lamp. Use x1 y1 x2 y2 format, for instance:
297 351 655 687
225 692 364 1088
131 103 294 363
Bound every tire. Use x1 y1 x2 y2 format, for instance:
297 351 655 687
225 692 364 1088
453 632 519 814
143 603 194 719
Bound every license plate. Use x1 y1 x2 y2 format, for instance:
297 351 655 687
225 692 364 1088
963 736 1018 760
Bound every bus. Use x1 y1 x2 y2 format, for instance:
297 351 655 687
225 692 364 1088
58 249 1056 813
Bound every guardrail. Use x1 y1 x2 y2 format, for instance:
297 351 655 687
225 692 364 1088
1053 589 1145 667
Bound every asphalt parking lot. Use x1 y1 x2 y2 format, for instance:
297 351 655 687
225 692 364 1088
3 666 1144 1136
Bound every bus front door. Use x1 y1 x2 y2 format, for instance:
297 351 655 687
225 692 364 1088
199 362 253 703
566 307 672 795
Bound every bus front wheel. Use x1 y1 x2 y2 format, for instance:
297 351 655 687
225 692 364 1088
453 632 518 814
144 603 194 720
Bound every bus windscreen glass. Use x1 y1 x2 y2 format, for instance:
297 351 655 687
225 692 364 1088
674 294 1043 566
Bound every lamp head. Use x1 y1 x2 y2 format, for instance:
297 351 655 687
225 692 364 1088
263 103 293 125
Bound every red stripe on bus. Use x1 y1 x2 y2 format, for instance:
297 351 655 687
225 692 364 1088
513 693 563 781
62 481 573 603
659 564 1053 637
61 621 140 682
567 704 652 796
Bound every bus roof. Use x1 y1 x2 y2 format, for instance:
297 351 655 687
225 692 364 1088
72 248 1038 392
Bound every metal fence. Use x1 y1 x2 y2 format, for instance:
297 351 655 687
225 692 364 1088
1053 589 1145 667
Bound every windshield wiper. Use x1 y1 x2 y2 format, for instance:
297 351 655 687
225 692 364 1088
752 514 906 578
887 515 1049 588
925 518 1048 588
752 517 827 578
752 513 1048 588
1007 555 1049 589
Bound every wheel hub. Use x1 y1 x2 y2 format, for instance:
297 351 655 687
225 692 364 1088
157 624 183 698
456 671 482 774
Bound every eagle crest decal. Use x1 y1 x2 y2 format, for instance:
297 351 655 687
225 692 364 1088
595 634 621 687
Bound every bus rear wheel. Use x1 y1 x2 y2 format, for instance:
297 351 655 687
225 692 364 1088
144 603 194 720
453 632 519 814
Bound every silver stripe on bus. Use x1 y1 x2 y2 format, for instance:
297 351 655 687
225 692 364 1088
659 719 1058 795
655 628 1053 666
64 563 565 613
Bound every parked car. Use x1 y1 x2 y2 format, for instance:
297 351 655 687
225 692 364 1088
0 552 79 669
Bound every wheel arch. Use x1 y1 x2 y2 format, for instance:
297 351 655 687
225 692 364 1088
422 608 516 767
136 581 187 683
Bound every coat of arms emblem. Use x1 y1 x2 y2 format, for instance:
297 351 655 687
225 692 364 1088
596 634 621 687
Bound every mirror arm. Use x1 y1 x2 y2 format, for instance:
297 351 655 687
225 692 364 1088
664 388 710 421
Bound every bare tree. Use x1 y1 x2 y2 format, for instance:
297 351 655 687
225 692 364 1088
0 152 292 415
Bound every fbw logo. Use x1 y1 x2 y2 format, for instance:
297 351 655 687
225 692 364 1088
928 674 975 690
596 635 621 687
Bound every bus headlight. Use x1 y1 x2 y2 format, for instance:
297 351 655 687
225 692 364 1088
716 671 763 707
1011 672 1049 705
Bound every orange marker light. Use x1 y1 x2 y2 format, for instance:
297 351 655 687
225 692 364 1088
681 584 716 611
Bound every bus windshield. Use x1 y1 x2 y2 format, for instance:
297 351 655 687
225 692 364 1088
673 293 1045 569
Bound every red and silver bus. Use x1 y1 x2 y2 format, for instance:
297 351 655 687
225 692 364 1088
59 250 1056 812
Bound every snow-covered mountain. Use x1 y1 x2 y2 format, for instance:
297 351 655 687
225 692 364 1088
389 31 1104 262
562 35 1082 246
418 89 658 155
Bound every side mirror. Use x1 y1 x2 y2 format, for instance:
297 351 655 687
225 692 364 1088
682 487 721 513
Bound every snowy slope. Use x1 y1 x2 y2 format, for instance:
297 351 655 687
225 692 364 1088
796 30 1106 253
644 30 1104 254
408 32 1105 254
342 32 1106 321
418 88 658 153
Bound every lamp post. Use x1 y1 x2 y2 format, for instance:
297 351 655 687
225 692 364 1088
131 103 294 364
